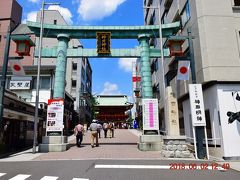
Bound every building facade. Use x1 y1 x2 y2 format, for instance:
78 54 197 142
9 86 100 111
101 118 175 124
0 0 22 65
144 0 240 159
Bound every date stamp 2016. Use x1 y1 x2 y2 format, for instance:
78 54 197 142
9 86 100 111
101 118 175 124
169 163 230 170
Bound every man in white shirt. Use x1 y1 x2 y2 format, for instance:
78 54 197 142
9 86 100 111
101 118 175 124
89 119 99 148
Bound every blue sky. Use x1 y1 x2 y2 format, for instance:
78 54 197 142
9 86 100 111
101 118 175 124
16 0 144 102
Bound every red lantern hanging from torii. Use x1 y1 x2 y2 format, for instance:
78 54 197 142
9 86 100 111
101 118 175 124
11 35 35 56
167 39 185 57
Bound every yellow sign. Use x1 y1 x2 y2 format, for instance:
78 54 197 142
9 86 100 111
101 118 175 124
96 32 111 54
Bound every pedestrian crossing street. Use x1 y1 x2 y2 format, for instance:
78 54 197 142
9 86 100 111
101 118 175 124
0 173 89 180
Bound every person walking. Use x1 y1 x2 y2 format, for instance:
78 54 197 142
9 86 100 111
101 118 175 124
103 122 109 138
97 122 102 138
109 122 114 138
89 119 99 148
74 122 84 147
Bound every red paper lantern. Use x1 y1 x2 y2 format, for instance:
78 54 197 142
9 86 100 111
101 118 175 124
167 39 184 57
12 35 35 56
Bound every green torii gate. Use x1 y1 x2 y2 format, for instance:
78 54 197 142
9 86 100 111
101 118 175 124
27 21 180 100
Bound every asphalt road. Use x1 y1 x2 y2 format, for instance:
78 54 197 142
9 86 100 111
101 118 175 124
0 159 239 180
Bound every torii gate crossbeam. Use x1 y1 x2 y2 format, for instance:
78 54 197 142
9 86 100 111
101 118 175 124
27 21 180 39
26 21 180 99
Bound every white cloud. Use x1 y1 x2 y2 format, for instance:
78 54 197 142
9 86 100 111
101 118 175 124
48 5 73 25
101 82 121 95
118 58 137 72
28 0 40 3
22 11 38 23
78 0 126 21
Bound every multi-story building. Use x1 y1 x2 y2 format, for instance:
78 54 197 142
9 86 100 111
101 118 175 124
144 0 240 159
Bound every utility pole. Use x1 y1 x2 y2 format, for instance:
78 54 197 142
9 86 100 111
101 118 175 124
187 28 206 159
32 0 60 153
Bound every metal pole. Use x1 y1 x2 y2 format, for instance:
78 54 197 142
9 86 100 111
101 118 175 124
157 2 168 134
204 126 209 160
33 0 45 154
187 28 205 159
0 26 11 126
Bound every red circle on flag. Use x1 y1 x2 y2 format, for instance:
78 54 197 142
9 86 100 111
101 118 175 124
180 66 187 74
13 64 21 71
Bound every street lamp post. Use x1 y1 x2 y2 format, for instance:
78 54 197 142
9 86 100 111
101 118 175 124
32 0 60 153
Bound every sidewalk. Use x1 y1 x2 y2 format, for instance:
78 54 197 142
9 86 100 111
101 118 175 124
33 129 162 161
0 129 239 172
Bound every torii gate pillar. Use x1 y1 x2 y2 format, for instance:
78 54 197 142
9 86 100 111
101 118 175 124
138 34 153 99
54 34 70 99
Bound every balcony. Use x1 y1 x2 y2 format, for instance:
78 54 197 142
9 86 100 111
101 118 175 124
164 0 179 23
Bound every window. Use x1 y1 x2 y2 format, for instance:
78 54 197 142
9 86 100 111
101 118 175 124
181 0 191 27
81 83 84 92
234 0 240 6
151 59 159 73
0 35 1 42
41 77 51 89
54 20 57 25
154 59 158 71
149 11 156 25
161 9 169 24
82 58 86 65
72 80 76 88
32 77 51 89
72 63 77 70
153 84 160 99
81 67 85 80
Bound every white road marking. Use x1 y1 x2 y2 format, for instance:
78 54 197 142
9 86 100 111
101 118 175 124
72 178 89 180
95 164 226 171
40 176 59 180
9 174 31 180
0 173 6 177
95 165 170 169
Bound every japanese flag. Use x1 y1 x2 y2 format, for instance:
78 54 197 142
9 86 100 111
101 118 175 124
9 60 25 76
177 61 190 80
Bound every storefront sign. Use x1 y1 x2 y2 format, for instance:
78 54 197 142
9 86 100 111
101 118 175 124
9 80 31 89
46 99 64 132
142 99 159 130
189 84 206 126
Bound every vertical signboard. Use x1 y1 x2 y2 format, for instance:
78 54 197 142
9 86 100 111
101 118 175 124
96 32 111 54
189 84 206 126
46 99 64 132
142 99 159 131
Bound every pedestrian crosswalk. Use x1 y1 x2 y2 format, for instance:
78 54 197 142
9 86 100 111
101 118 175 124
0 173 89 180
